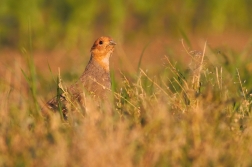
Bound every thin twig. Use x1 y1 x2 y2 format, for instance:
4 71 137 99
196 41 207 88
236 68 246 100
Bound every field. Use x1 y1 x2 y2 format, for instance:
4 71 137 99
1 1 252 166
0 34 252 166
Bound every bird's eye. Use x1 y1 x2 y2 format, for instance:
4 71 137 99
99 41 103 45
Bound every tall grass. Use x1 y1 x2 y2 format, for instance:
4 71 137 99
0 42 251 166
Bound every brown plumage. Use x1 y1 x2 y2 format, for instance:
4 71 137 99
46 36 116 119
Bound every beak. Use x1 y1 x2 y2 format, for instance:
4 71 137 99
109 40 116 45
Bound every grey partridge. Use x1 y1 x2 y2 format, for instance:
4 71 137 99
46 36 116 119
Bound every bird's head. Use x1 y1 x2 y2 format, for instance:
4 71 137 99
90 36 116 70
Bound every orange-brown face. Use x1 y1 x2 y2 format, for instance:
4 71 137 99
90 36 116 71
90 36 116 57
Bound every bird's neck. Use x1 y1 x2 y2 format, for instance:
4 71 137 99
91 53 110 72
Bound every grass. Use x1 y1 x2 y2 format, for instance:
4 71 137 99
0 40 252 167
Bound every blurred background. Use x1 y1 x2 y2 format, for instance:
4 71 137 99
0 0 251 48
0 0 252 97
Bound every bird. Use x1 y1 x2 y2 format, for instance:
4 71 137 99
46 36 116 119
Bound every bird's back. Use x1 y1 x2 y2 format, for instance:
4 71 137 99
47 59 111 112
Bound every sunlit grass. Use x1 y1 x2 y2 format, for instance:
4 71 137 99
0 40 251 166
